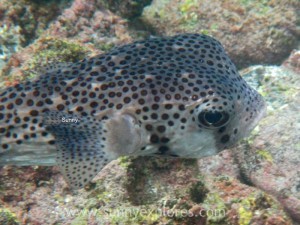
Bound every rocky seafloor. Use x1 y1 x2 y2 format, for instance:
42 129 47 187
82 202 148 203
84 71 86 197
0 0 299 224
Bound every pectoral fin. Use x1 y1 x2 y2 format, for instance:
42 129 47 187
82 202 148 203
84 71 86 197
43 111 115 189
43 111 145 189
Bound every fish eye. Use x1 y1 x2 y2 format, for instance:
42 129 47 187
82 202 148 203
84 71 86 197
198 111 230 128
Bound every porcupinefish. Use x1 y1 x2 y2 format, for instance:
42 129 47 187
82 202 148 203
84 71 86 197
0 34 266 188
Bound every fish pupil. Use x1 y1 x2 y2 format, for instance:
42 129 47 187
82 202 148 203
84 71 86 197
204 111 222 124
198 111 229 128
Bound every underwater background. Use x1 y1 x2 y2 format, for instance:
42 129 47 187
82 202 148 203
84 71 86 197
0 0 299 224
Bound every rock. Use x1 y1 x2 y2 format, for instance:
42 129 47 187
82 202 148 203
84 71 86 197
101 0 152 19
197 61 300 223
141 0 300 68
0 0 299 224
233 64 300 222
282 50 300 73
0 158 293 224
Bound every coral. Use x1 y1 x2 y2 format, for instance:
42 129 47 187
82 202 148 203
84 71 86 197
0 0 71 71
0 0 71 45
189 180 209 203
0 24 22 71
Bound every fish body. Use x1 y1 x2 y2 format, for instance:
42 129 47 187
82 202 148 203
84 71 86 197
0 34 266 188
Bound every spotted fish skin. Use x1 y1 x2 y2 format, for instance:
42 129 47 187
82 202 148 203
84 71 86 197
0 34 266 188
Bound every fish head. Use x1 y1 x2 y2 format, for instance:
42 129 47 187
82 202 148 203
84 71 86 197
187 75 266 155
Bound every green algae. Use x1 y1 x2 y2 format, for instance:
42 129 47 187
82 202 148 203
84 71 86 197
71 214 88 225
202 193 227 224
214 175 231 182
30 38 88 65
87 184 113 205
238 197 255 225
0 208 19 225
179 0 198 13
238 0 271 14
118 156 132 168
237 192 289 225
22 37 89 79
97 43 115 52
179 0 199 28
53 194 64 204
256 149 273 163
